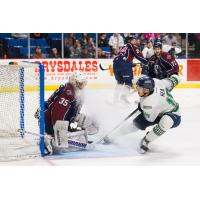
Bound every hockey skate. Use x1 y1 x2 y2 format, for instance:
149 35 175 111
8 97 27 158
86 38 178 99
139 137 149 154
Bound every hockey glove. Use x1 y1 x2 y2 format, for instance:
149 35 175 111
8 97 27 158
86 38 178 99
68 121 82 132
141 64 150 76
154 65 166 79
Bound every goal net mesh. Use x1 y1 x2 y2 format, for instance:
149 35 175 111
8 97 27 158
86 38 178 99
0 62 44 161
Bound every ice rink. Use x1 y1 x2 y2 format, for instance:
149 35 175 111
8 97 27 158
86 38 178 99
1 87 200 166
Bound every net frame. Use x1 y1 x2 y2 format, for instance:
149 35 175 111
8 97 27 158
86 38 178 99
0 61 44 161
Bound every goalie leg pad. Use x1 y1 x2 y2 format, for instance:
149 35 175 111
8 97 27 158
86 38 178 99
68 130 88 147
53 120 69 132
53 129 88 151
54 129 69 149
53 120 88 150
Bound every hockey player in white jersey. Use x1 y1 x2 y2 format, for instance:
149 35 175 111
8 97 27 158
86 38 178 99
134 75 181 153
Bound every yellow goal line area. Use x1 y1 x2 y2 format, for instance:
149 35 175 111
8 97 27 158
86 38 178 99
1 83 200 93
0 86 39 93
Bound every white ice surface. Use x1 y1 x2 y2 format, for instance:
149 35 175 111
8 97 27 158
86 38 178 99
1 88 200 166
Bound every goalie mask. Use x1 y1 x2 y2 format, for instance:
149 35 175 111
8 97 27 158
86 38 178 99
69 71 87 90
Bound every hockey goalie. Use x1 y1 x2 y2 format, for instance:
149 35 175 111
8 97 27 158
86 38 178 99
35 71 98 155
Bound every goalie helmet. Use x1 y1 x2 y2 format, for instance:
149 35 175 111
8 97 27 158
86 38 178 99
136 75 155 93
69 71 87 90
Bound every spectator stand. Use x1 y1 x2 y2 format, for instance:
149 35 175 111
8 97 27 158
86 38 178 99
0 33 190 59
1 34 28 58
63 33 97 58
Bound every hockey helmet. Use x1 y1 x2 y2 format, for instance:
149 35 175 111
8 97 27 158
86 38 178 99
136 75 155 93
127 35 137 40
153 39 162 49
69 71 87 90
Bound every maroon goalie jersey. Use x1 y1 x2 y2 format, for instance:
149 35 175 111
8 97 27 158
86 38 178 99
148 52 179 79
44 83 82 127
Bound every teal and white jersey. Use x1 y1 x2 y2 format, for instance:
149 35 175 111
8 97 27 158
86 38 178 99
140 75 181 122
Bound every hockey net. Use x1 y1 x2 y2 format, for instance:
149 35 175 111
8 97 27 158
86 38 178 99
0 61 44 161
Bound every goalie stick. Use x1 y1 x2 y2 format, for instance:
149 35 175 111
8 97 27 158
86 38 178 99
18 129 89 150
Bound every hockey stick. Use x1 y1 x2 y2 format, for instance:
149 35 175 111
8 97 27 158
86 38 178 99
18 129 85 138
17 129 44 138
89 107 139 148
18 129 89 150
99 63 109 71
99 63 139 71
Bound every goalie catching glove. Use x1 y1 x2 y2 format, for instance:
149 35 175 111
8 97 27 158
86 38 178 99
68 121 82 132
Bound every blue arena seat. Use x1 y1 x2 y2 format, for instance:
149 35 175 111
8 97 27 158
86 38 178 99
4 38 28 47
36 39 49 47
30 39 49 48
7 39 19 47
74 33 82 39
18 38 28 47
20 47 28 56
51 38 61 50
102 47 111 52
30 47 36 54
89 33 96 38
0 33 12 38
30 39 37 47
48 33 62 39
11 46 23 58
106 33 113 38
